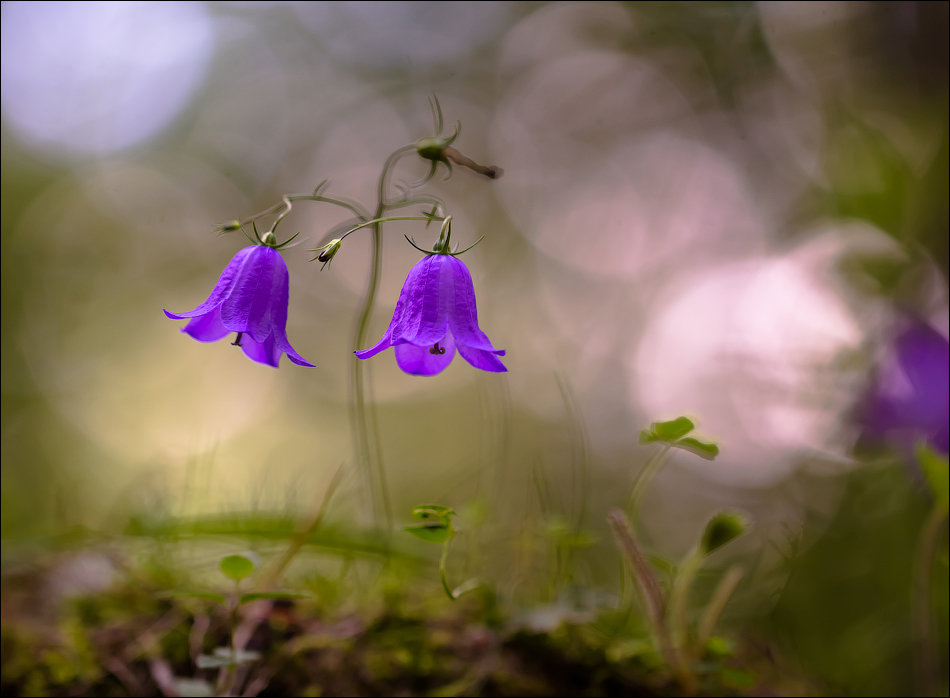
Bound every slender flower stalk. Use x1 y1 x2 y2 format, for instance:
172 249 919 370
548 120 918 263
340 145 420 530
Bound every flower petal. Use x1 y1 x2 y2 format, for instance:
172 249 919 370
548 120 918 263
165 247 256 319
246 247 289 343
457 342 507 372
444 256 502 352
240 333 280 368
220 246 269 332
354 329 394 360
281 338 317 367
167 245 314 368
394 332 456 376
390 255 450 346
176 307 230 342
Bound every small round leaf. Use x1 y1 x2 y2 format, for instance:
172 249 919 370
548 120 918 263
220 554 257 582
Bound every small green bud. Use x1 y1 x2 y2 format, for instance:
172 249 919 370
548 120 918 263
217 220 242 233
700 511 748 556
313 238 343 269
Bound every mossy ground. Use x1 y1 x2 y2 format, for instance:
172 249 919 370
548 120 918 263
1 544 770 698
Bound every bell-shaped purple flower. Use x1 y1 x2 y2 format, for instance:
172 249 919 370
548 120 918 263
165 245 314 368
861 317 949 455
355 254 506 376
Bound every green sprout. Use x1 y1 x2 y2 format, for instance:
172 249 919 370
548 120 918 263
404 504 479 601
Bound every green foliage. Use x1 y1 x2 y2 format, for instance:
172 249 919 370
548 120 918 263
674 437 720 461
404 504 456 544
639 416 695 443
917 444 949 512
219 553 257 582
700 512 748 556
639 417 719 460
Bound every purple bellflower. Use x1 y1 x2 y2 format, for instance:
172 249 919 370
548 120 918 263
165 244 314 368
861 317 949 456
355 252 506 376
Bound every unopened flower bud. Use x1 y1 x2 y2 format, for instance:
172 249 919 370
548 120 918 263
313 238 343 269
700 511 748 556
217 220 243 233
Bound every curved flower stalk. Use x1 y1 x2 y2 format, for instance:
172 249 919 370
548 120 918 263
165 244 314 368
355 252 506 376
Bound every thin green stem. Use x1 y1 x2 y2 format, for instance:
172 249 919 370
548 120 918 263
439 537 456 601
338 215 437 243
627 444 672 525
669 547 703 664
914 503 948 697
695 564 744 655
242 192 370 232
350 144 416 530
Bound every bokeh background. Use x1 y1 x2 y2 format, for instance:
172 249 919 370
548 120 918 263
2 2 947 694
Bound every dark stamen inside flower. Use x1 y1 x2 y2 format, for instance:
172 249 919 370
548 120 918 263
231 332 244 347
429 342 446 355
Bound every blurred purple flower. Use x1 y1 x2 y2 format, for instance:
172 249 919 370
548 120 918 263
165 245 314 368
355 254 506 376
862 318 949 455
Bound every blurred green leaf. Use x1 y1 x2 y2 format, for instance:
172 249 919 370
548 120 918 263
122 513 419 560
163 590 227 605
673 437 719 460
916 443 949 511
239 590 309 604
720 666 757 690
220 554 256 582
405 503 456 543
410 504 455 521
652 417 695 441
701 511 748 556
404 523 452 543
